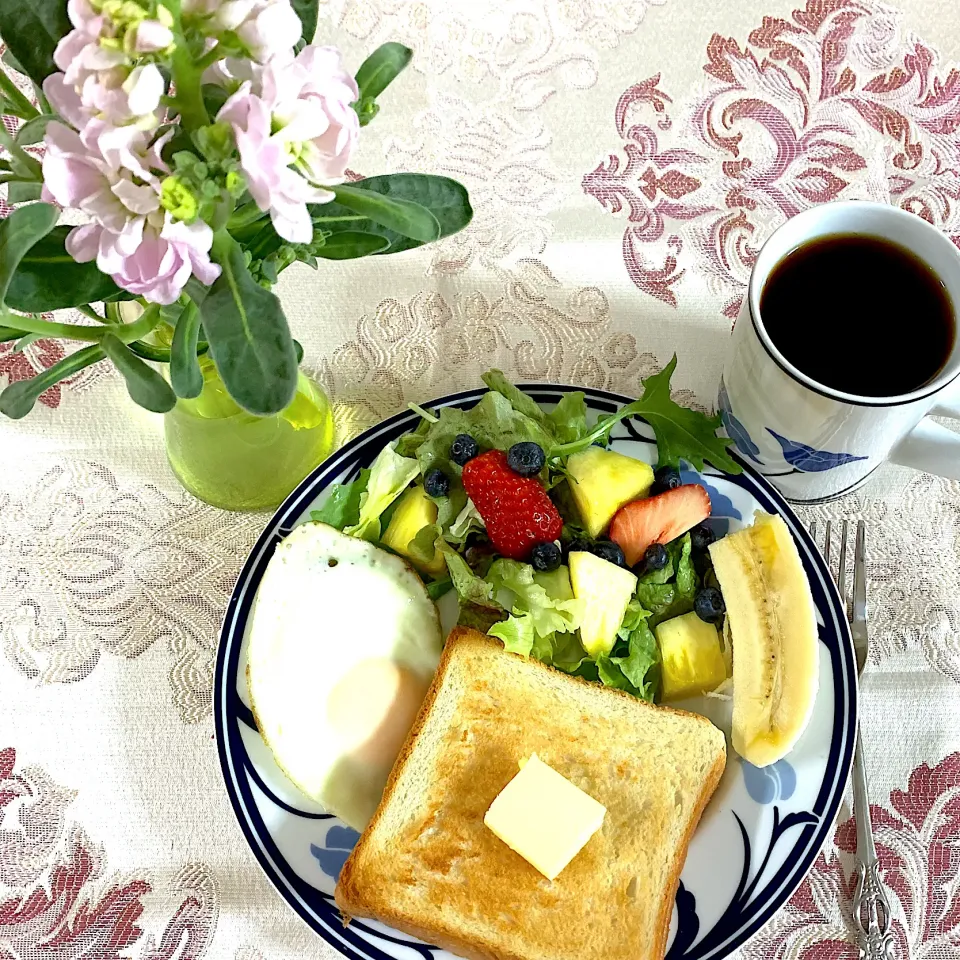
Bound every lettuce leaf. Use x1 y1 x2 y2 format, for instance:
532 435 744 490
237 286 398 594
594 599 661 701
447 497 485 545
438 541 501 609
344 444 420 541
310 468 370 530
486 558 584 638
547 391 589 444
637 534 699 626
547 356 740 473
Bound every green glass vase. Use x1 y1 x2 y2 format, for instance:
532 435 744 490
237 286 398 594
164 357 335 511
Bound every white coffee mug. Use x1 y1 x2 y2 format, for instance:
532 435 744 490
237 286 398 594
720 201 960 504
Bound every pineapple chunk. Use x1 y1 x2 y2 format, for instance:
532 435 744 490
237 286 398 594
381 486 446 577
566 447 654 537
568 551 637 657
655 612 727 701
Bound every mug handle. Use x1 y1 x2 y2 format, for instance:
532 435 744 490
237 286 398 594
889 380 960 479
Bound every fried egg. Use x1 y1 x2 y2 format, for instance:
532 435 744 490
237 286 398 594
247 522 442 830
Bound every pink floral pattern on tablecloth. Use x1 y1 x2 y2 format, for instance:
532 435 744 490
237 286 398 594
583 0 960 316
0 746 217 958
743 751 960 959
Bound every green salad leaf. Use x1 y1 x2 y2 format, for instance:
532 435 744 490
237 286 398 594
592 600 661 701
447 497 485 545
487 559 584 638
345 444 420 541
547 391 589 444
635 534 699 625
438 542 500 609
548 356 740 473
310 468 370 529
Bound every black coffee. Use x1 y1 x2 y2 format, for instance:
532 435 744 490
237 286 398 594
759 233 955 397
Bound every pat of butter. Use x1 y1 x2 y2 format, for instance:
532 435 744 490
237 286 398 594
483 754 605 880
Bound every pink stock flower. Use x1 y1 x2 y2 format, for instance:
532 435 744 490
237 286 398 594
68 216 221 305
214 0 303 63
49 0 166 129
217 45 359 242
42 121 215 304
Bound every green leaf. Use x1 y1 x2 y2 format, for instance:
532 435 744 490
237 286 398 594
332 183 440 244
344 443 420 540
6 180 43 202
635 357 740 472
13 114 53 146
0 343 104 419
315 231 391 260
414 392 554 480
310 468 370 530
311 174 471 255
438 542 501 610
201 83 229 118
426 577 453 601
170 301 203 398
11 332 42 353
548 392 589 444
481 369 553 432
100 334 176 413
0 0 72 86
355 42 412 102
489 614 536 657
549 355 741 474
5 225 133 311
2 49 26 76
201 232 298 416
486 558 583 638
0 201 57 302
290 0 319 43
0 326 25 343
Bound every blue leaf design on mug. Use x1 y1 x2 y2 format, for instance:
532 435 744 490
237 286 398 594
310 825 361 880
741 759 797 804
717 378 763 464
766 430 869 472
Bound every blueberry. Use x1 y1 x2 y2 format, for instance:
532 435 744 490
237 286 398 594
642 543 669 573
591 540 627 568
506 441 546 476
450 433 479 466
694 586 725 624
651 465 682 495
531 541 562 572
690 522 717 554
424 468 450 498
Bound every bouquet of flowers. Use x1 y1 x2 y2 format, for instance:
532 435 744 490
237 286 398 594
0 0 471 419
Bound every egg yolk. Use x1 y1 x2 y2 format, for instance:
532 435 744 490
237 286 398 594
326 658 430 769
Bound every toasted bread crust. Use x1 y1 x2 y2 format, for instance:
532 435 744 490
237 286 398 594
336 628 727 960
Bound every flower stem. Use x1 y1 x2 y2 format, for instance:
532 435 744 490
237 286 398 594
195 43 223 72
0 303 162 344
169 19 209 132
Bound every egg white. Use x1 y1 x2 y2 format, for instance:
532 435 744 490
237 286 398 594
247 521 442 830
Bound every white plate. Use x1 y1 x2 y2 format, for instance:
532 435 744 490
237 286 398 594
214 384 857 960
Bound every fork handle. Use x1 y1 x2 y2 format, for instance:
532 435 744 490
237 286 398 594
852 729 899 959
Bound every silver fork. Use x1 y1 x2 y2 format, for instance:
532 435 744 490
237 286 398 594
812 519 897 960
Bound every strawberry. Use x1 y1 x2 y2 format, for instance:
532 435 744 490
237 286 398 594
461 449 563 560
608 484 711 567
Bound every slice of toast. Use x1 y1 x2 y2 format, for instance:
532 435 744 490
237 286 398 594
336 628 726 960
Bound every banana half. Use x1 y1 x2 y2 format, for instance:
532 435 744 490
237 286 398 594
709 512 819 767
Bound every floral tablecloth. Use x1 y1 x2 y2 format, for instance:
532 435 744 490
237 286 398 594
3 0 960 957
